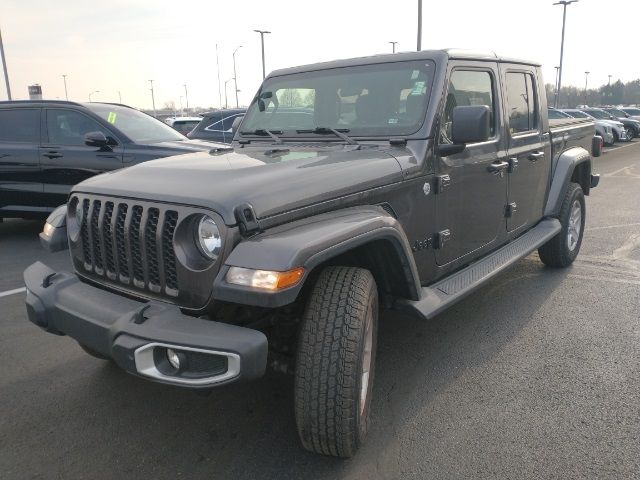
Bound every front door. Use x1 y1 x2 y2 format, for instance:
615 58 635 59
40 108 124 206
435 64 508 266
502 68 551 232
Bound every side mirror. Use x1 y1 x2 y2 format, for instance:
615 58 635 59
84 131 109 147
40 205 68 253
451 105 491 144
440 105 491 157
231 116 244 137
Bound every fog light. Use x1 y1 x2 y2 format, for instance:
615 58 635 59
167 348 181 369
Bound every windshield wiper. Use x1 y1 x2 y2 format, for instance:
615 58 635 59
296 127 358 145
240 129 283 144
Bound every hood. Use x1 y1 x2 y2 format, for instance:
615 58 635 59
75 145 404 225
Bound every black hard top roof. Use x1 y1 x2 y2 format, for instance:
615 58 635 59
0 100 133 109
269 49 540 78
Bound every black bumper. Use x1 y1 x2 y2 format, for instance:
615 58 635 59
24 262 268 388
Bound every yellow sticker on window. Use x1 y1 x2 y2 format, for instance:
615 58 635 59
107 112 117 124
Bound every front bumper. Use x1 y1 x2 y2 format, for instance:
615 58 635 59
24 262 268 388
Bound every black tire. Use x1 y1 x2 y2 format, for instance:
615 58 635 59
78 343 109 360
625 127 635 142
294 266 378 458
613 130 619 143
538 182 585 268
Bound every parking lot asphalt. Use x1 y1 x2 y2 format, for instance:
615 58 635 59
1 143 639 480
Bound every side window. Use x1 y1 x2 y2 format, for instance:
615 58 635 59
440 70 495 144
505 72 538 134
46 109 110 146
0 109 40 143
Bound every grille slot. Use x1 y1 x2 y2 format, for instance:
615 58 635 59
78 198 180 299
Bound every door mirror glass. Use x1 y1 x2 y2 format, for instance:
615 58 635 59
450 105 491 144
84 131 109 147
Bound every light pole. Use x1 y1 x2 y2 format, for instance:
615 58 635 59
224 78 233 109
608 74 612 86
554 66 560 107
389 41 398 53
89 90 100 102
149 79 156 117
118 91 122 103
233 46 242 108
417 0 422 51
216 44 222 109
583 71 590 106
553 0 579 108
254 30 271 79
62 74 68 100
0 27 12 100
183 84 189 111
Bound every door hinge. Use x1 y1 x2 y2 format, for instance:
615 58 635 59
435 229 451 249
436 174 451 193
508 158 519 173
505 202 518 218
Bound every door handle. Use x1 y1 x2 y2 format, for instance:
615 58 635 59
43 151 63 159
529 151 544 162
487 161 509 173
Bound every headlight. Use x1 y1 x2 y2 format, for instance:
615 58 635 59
195 215 222 260
69 197 83 226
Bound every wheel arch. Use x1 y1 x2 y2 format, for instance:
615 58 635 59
545 147 592 218
212 206 422 308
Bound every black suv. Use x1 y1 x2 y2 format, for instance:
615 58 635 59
0 101 224 219
187 108 246 143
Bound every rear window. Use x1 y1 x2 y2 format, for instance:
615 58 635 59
203 114 244 132
623 108 640 115
172 120 201 134
0 108 40 143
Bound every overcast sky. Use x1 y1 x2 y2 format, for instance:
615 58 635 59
1 0 638 110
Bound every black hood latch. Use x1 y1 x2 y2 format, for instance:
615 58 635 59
235 203 262 236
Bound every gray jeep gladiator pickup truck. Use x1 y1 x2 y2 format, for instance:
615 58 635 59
26 49 599 458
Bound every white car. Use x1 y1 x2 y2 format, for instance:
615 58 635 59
164 116 203 135
563 109 627 143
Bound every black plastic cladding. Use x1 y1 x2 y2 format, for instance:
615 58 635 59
71 194 227 310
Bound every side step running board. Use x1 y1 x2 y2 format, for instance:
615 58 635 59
395 218 561 320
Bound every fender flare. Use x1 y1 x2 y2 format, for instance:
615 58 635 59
212 206 422 308
544 147 591 218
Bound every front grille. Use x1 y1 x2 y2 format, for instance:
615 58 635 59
78 198 179 298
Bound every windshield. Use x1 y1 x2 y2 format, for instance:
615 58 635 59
583 109 611 120
241 60 435 139
86 104 187 143
605 109 626 117
623 108 640 115
548 109 569 119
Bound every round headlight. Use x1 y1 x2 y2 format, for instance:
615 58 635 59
70 198 83 226
196 216 222 260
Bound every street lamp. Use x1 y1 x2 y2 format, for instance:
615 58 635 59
149 79 156 117
0 27 12 100
554 66 560 107
608 74 612 86
389 41 398 53
216 44 222 109
254 30 271 79
584 71 590 106
62 74 68 100
89 90 100 102
224 78 234 109
553 0 579 108
417 0 422 50
233 46 242 108
183 84 189 110
118 91 122 103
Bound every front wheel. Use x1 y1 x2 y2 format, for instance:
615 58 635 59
625 127 635 142
294 266 378 458
538 182 585 268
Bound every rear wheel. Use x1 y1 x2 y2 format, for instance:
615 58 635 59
294 266 378 458
538 182 585 268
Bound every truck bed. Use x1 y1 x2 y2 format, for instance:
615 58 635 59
549 117 595 172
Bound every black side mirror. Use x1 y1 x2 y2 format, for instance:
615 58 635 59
84 131 109 147
440 105 491 157
451 105 491 144
231 116 244 137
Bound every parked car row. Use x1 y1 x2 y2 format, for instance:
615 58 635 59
548 106 640 148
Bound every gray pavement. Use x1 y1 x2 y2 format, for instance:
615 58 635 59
0 143 639 479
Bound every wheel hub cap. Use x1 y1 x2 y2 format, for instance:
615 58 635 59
567 200 582 251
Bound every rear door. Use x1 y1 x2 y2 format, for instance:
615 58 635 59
0 108 44 212
502 67 551 233
40 108 124 206
435 63 509 266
